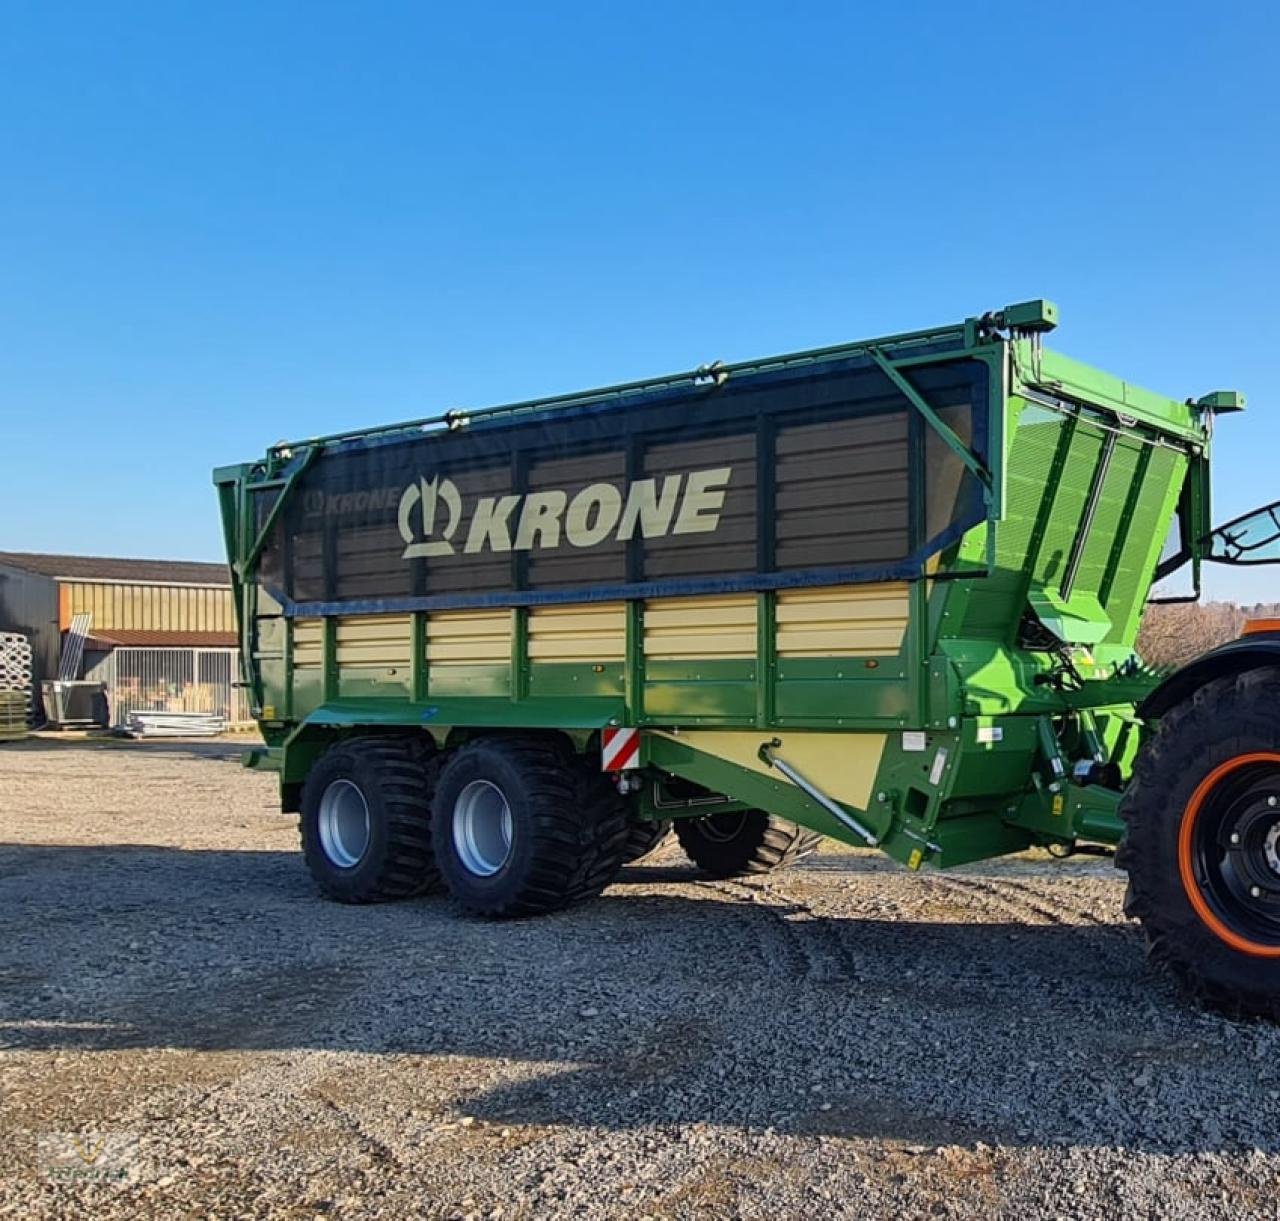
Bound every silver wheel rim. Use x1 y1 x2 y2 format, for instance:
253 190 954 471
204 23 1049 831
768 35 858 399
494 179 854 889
318 779 371 868
453 779 514 877
1266 822 1280 876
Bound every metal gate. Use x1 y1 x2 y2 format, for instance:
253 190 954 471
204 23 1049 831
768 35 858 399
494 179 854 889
99 648 251 728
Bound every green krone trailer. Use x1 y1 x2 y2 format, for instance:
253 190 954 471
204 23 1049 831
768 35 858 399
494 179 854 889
216 300 1280 1017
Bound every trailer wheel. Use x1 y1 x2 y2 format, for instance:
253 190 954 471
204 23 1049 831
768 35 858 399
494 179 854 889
432 737 629 916
675 809 820 878
299 735 440 903
1119 668 1280 1018
621 818 671 865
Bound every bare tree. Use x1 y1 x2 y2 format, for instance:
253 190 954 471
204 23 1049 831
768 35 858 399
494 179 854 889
1137 601 1260 668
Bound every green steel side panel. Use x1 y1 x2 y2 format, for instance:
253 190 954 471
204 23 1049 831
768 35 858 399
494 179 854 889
641 659 758 725
1070 785 1125 844
943 718 1039 800
1021 345 1201 440
773 662 911 727
1068 434 1142 594
255 615 288 720
954 394 1193 658
291 674 323 721
527 662 626 700
1104 445 1186 645
301 695 626 731
426 665 510 698
926 814 1033 867
338 669 412 701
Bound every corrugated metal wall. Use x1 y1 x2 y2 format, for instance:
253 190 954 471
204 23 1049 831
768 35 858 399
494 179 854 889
0 564 60 684
60 582 235 632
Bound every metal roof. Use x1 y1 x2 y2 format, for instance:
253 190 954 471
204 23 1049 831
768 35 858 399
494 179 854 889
0 552 231 586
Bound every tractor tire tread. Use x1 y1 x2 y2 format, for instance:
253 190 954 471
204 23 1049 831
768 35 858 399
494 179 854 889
1118 667 1280 1019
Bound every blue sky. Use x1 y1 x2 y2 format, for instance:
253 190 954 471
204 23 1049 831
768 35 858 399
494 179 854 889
0 2 1276 600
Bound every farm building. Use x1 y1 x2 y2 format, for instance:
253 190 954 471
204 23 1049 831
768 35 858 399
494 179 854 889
0 551 248 726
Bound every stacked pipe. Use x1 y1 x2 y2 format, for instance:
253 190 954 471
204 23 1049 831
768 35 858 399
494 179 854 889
0 632 34 740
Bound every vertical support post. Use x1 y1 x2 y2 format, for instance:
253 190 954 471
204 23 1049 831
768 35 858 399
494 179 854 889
756 413 776 574
511 607 529 703
906 396 928 728
322 617 337 703
282 617 294 720
410 610 427 702
755 590 776 729
908 581 929 727
625 601 644 724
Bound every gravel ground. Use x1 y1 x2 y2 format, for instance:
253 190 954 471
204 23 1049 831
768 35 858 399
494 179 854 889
2 738 1279 1219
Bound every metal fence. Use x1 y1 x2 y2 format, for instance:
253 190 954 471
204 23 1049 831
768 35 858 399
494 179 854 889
93 647 252 728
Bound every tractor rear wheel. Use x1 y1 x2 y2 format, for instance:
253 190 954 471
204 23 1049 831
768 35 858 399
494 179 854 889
1119 668 1280 1018
675 808 820 878
432 737 629 917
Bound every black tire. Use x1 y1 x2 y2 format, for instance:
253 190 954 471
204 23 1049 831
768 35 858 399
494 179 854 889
621 818 671 864
432 737 628 916
299 735 440 904
675 808 820 878
1118 668 1280 1018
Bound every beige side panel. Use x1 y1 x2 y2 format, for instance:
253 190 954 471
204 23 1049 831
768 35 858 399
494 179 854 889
657 729 887 812
293 619 325 670
426 610 513 664
775 583 910 658
645 594 757 660
528 603 626 662
334 615 412 668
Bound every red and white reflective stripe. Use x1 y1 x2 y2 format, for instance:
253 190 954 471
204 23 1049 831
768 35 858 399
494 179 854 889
601 727 641 771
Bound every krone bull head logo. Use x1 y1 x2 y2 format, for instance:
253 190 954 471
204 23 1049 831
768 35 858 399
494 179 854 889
398 475 462 558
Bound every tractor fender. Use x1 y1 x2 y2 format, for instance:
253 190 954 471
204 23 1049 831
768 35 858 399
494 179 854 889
1140 633 1280 719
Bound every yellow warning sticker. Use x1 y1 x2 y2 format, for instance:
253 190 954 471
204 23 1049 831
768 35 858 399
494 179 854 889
1052 794 1064 817
908 848 924 871
261 705 277 721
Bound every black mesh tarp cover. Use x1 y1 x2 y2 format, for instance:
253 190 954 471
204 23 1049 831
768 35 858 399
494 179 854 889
257 355 989 612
